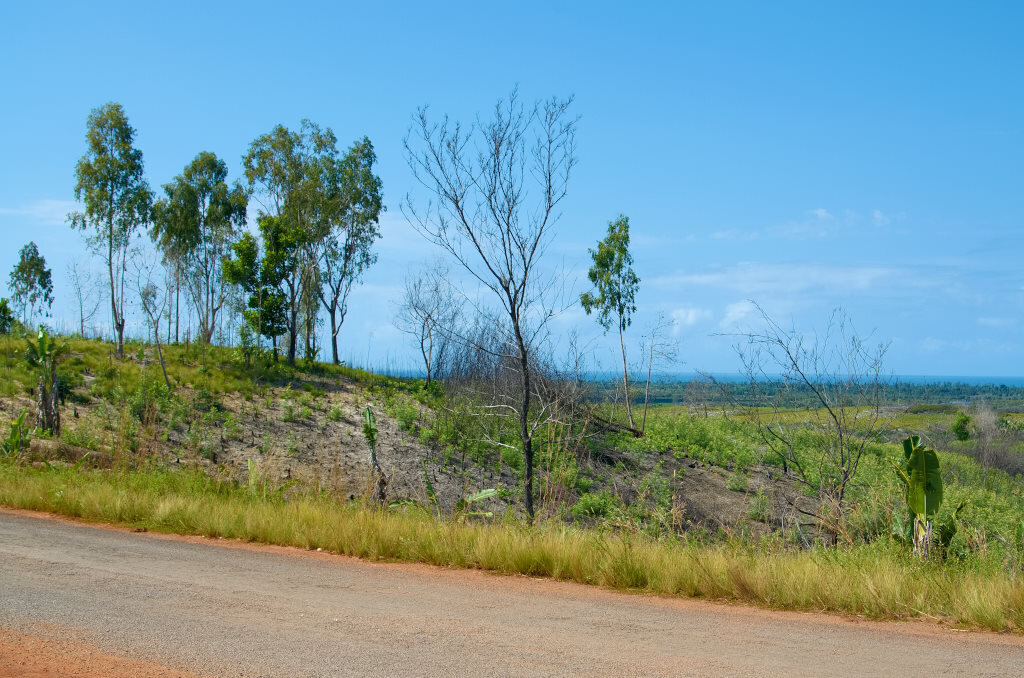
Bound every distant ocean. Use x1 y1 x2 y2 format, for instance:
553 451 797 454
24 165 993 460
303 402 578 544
593 372 1024 388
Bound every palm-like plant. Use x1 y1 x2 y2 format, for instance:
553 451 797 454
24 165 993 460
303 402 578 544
25 329 68 434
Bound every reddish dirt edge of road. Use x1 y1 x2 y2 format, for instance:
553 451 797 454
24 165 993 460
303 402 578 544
1 505 1018 678
0 628 206 678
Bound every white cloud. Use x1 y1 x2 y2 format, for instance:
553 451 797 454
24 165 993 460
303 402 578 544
671 306 711 333
719 300 757 329
651 262 909 296
708 229 758 241
0 199 81 226
977 317 1015 328
809 208 833 220
871 209 890 227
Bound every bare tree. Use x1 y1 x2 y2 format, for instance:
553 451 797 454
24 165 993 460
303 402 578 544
404 90 577 520
394 260 459 385
730 305 893 538
136 256 173 391
66 258 100 337
973 402 1000 488
639 312 679 434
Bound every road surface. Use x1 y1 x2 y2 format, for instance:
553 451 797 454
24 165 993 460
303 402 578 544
1 508 1022 677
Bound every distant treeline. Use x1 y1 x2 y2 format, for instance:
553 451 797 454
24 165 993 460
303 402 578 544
589 379 1024 410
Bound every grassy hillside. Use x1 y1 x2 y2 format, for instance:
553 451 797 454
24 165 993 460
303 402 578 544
3 332 1024 630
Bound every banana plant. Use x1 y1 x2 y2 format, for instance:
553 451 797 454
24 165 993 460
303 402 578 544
891 435 944 557
2 410 31 459
24 329 68 434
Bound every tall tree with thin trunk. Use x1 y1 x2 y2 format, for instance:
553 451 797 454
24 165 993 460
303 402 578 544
68 102 151 358
315 137 384 364
151 151 246 359
244 123 321 365
404 90 577 520
581 215 640 431
9 241 53 329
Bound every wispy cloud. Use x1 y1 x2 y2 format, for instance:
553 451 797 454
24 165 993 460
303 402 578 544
719 300 757 329
708 229 758 241
0 199 80 226
809 208 833 220
977 316 1016 328
651 262 911 296
671 306 711 333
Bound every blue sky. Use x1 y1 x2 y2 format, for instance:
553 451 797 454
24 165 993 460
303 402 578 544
1 1 1021 377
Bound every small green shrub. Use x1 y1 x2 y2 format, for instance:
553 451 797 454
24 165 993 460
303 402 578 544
726 469 749 492
327 406 342 422
747 488 771 521
61 425 102 451
281 401 296 423
952 411 972 441
395 401 419 431
571 490 620 519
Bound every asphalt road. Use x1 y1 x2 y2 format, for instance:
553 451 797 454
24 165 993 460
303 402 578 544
1 509 1022 677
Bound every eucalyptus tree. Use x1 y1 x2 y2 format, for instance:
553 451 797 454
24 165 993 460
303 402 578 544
68 102 152 358
0 299 14 335
8 241 53 328
244 123 321 365
581 215 640 431
404 90 577 520
222 227 288 360
151 151 247 356
315 136 384 364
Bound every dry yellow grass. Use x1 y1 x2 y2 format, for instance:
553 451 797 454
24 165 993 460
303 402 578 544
1 462 1022 632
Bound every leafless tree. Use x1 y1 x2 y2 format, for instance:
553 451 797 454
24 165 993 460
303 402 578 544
394 260 460 385
403 90 577 519
729 305 893 537
66 257 102 337
973 402 1003 488
638 312 680 434
135 256 173 391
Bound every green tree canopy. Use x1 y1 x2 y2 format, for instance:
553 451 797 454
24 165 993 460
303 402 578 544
315 136 384 364
580 215 639 334
243 122 321 364
0 298 16 335
222 224 288 359
68 102 152 357
581 215 640 429
151 151 247 345
8 241 53 327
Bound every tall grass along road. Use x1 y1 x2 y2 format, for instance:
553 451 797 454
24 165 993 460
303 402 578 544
2 510 1023 677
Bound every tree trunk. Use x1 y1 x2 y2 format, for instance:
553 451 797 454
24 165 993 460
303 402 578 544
36 366 60 435
106 215 123 359
174 269 180 344
641 336 654 434
619 321 635 429
153 325 172 391
330 306 339 365
514 321 534 522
